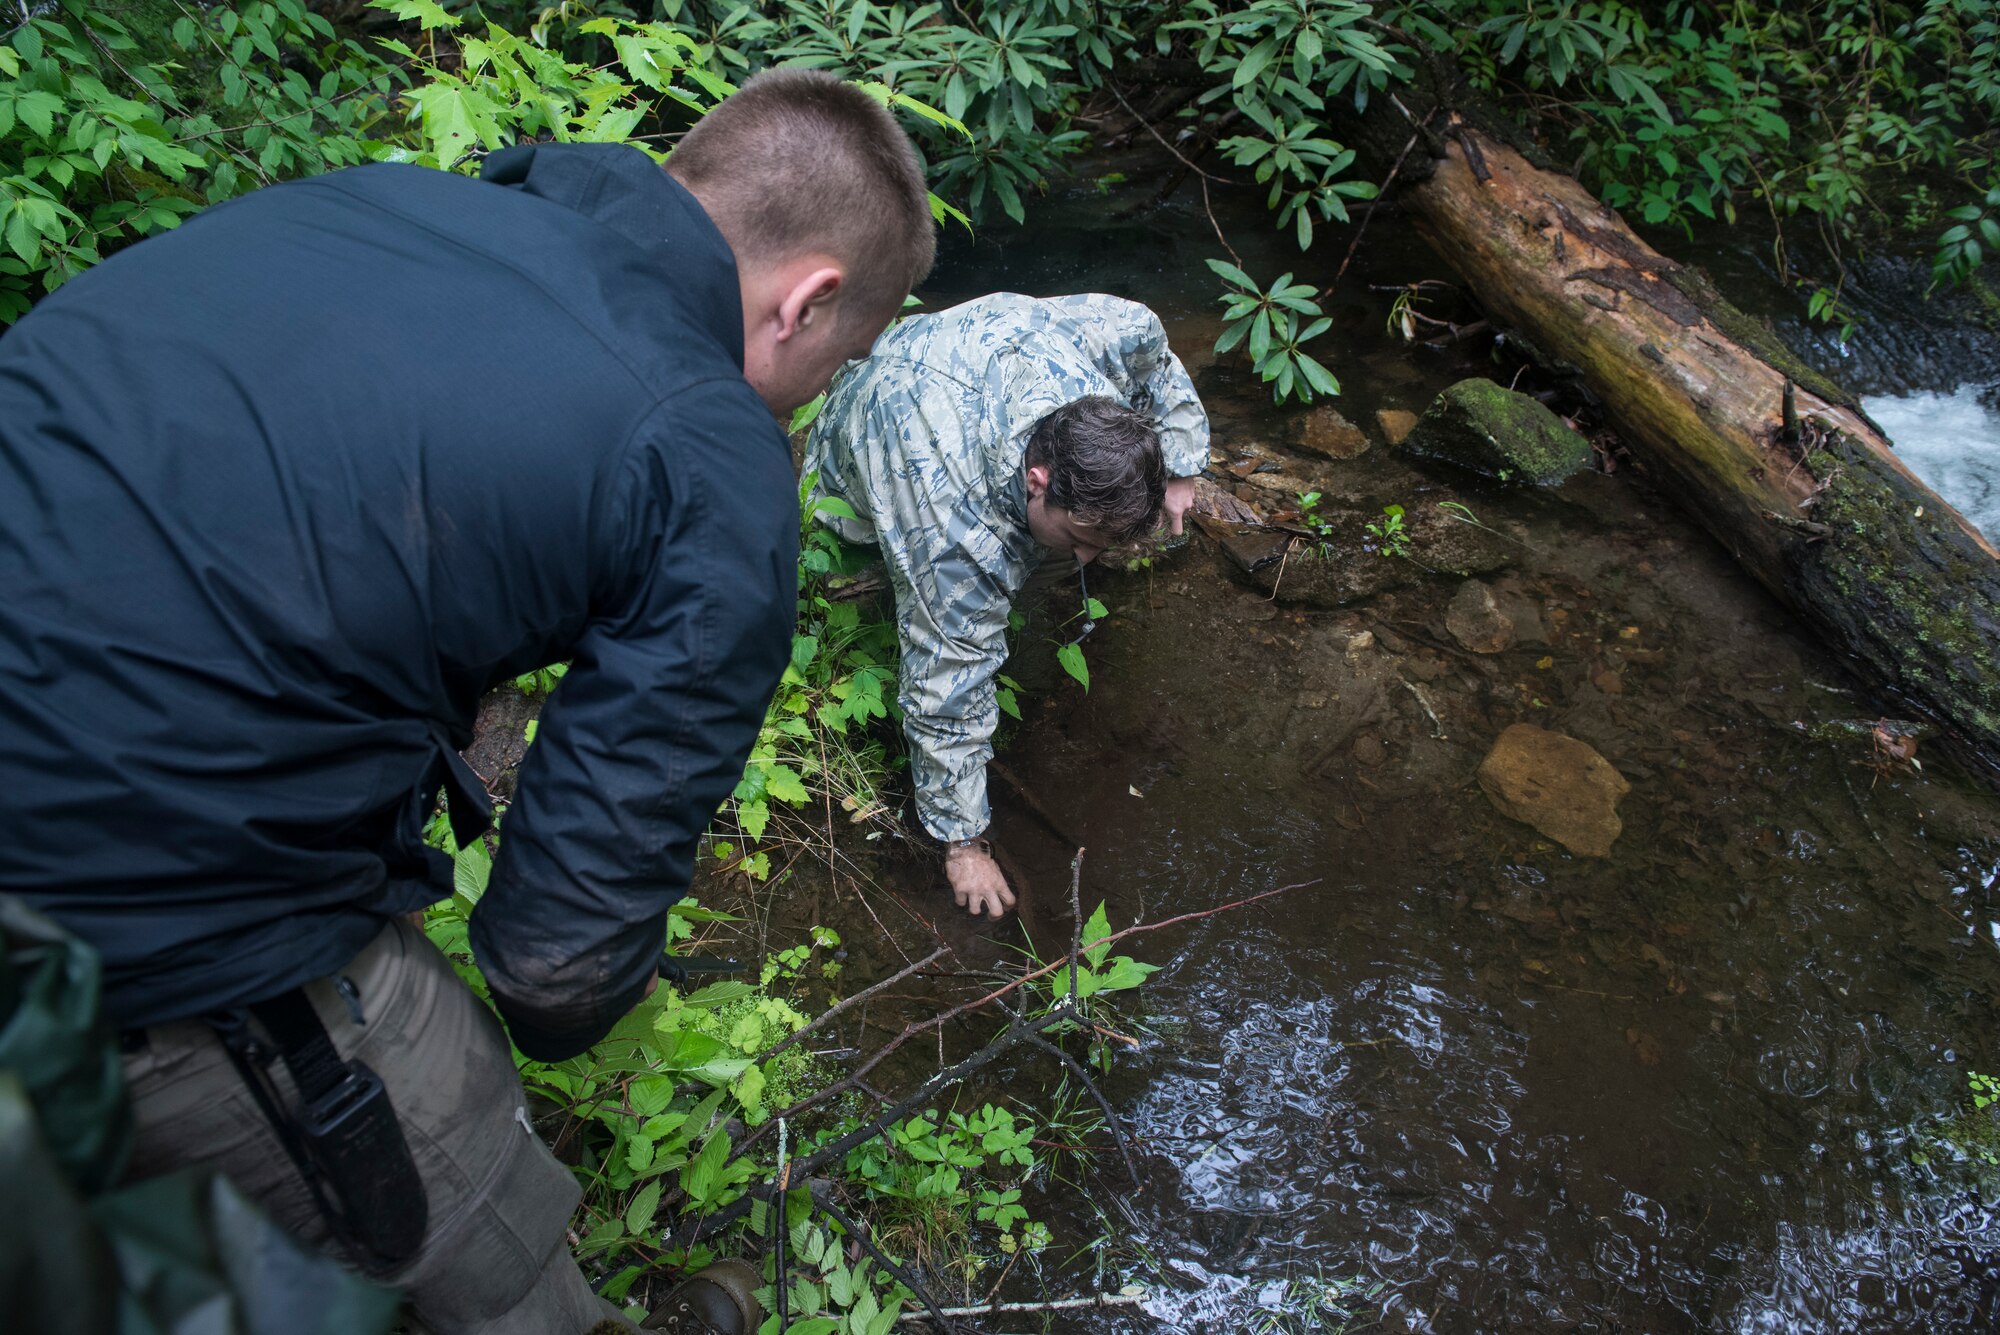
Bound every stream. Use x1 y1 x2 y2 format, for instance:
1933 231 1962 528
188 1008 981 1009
753 171 2000 1331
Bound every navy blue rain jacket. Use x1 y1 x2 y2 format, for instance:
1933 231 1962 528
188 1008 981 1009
0 144 797 1059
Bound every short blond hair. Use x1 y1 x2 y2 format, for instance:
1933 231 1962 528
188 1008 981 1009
668 69 935 321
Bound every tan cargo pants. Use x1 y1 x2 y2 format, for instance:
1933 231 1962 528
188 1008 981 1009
119 918 632 1335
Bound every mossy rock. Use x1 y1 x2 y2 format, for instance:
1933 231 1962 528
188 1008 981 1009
1399 378 1591 486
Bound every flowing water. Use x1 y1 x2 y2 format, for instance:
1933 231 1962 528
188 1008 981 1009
1861 386 2000 544
782 174 2000 1332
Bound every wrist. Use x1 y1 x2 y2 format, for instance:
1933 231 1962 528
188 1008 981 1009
943 836 992 861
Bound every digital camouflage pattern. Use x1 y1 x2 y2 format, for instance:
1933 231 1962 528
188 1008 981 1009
803 292 1210 841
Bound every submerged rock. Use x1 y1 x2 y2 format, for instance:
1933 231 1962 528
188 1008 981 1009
1400 378 1591 485
1477 723 1630 857
1232 500 1517 609
1445 579 1514 653
1191 514 1291 574
1375 408 1419 446
1293 405 1372 459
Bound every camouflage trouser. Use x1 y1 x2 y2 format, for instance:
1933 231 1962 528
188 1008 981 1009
118 919 629 1335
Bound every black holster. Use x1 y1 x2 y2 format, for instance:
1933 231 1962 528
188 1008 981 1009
209 986 429 1268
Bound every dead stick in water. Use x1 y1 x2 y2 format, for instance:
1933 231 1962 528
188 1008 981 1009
895 1291 1148 1323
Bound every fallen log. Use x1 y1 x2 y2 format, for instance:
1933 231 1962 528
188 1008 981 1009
1348 95 2000 773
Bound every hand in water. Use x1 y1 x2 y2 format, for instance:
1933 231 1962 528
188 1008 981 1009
945 843 1016 918
1162 476 1197 535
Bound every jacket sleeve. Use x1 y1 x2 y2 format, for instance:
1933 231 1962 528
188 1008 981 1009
468 386 796 1061
1057 294 1212 478
884 515 1017 843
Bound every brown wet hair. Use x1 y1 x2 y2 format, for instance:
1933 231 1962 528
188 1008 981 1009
1025 396 1167 541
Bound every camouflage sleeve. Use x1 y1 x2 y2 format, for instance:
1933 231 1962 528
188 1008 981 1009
802 314 1026 843
1046 294 1211 476
881 522 1016 843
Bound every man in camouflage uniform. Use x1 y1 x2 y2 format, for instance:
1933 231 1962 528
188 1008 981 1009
803 292 1209 917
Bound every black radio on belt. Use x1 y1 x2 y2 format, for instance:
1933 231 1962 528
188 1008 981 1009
209 986 429 1268
292 1054 428 1262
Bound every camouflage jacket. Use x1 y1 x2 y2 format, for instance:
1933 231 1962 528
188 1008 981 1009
802 292 1209 842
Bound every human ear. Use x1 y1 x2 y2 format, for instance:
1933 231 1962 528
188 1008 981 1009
1024 464 1050 501
776 265 844 342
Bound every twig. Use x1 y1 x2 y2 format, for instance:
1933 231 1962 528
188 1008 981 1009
1328 109 1435 296
1265 536 1302 602
754 946 949 1066
811 1184 959 1334
761 881 1318 1130
1401 677 1448 739
686 884 1319 1249
896 1291 1148 1322
1019 1030 1140 1186
1519 978 1634 1002
1106 82 1232 185
1107 81 1242 267
1066 847 1085 1005
670 1004 1079 1249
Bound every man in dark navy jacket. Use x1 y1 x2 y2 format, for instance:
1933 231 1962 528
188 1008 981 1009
0 70 933 1333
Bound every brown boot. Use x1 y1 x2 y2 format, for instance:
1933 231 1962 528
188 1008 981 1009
640 1259 762 1334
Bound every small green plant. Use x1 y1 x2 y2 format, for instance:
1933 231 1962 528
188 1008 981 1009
1056 593 1106 693
1296 490 1336 542
841 1102 1046 1281
1033 901 1157 1070
1385 287 1421 343
1206 260 1341 405
722 472 902 879
749 1208 907 1335
1363 503 1411 558
1914 1065 2000 1173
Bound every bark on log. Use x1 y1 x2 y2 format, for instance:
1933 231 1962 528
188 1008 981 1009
1370 109 2000 773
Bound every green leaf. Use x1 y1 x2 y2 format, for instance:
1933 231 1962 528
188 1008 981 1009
452 839 492 903
1296 353 1342 398
1081 901 1113 968
16 91 63 139
731 1061 765 1121
371 0 460 29
1233 38 1278 90
624 1179 662 1236
680 979 757 1008
789 394 827 434
5 209 40 264
1203 257 1257 290
681 1123 731 1204
765 763 809 806
1085 597 1108 620
1094 956 1160 991
1056 641 1089 691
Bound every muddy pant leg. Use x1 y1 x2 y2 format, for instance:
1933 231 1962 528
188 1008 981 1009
122 919 632 1335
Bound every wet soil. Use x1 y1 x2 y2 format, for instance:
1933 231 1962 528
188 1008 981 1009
708 173 2000 1332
